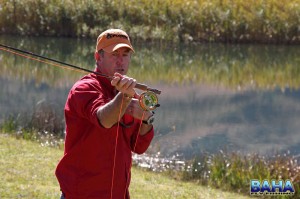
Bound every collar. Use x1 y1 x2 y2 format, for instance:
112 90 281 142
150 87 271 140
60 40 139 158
92 68 115 93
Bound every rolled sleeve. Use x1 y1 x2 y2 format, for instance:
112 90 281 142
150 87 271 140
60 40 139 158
69 81 107 128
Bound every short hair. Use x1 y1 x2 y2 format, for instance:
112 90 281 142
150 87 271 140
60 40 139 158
98 49 105 57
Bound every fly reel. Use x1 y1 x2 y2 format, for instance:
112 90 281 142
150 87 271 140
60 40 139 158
139 91 160 111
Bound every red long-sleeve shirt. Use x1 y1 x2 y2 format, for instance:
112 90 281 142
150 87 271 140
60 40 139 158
55 72 154 199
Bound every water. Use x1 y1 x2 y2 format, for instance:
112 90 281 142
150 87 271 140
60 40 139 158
1 35 300 161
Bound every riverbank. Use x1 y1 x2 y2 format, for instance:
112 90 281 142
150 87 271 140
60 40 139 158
0 133 252 199
0 0 299 44
1 129 299 198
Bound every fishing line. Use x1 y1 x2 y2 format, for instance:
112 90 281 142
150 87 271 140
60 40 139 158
0 43 161 95
0 43 109 77
0 46 88 75
123 111 145 199
110 93 125 199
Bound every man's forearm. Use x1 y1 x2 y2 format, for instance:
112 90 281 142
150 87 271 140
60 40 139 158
97 92 132 128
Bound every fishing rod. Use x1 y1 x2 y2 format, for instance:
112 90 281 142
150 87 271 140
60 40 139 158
0 43 161 110
0 44 161 94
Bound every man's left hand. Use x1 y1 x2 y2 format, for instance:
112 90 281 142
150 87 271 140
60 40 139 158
125 99 153 121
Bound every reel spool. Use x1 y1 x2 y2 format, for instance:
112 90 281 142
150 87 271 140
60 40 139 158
139 91 159 111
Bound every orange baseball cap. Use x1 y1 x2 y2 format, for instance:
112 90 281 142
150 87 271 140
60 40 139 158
95 29 134 53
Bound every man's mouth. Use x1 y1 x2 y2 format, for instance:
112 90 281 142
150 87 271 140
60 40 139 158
116 69 125 72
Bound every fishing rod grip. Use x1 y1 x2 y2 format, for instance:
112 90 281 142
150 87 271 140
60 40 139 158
135 83 161 95
135 83 148 91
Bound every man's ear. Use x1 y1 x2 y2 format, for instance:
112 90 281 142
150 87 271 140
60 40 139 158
94 52 100 61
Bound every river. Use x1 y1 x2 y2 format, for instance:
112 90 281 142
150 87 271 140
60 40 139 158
1 35 300 160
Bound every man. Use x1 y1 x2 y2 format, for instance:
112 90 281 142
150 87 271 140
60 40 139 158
55 29 155 199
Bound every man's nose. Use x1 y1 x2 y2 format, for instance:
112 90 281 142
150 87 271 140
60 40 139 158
116 54 123 63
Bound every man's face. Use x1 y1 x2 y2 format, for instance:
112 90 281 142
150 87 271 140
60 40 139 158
96 47 132 76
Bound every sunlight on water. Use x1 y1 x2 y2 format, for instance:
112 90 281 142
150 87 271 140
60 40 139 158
132 152 186 172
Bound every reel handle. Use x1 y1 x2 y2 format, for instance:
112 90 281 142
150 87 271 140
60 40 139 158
135 83 161 95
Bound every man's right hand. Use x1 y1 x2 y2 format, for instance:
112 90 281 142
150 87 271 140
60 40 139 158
111 72 136 97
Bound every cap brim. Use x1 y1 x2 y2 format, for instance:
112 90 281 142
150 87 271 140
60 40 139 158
103 43 135 53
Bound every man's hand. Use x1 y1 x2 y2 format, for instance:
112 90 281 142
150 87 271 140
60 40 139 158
111 72 136 97
125 98 153 121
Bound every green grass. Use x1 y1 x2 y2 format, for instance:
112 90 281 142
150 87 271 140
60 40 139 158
0 134 60 198
130 168 252 199
0 133 252 199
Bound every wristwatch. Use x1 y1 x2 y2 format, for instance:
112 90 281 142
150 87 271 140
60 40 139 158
142 115 155 125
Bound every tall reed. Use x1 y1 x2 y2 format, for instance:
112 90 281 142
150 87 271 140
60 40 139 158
182 151 300 198
0 0 299 43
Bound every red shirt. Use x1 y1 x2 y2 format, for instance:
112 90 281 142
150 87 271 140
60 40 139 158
55 72 154 199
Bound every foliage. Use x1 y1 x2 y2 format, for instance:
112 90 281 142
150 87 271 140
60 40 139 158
0 101 64 148
0 0 299 43
1 116 18 133
182 150 300 198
